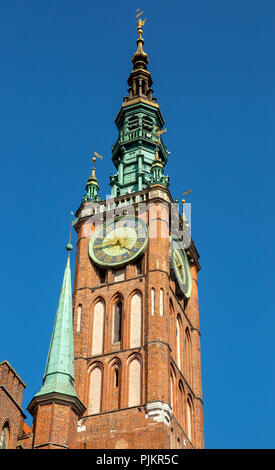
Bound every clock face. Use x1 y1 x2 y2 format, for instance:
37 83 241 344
89 216 148 268
170 237 192 298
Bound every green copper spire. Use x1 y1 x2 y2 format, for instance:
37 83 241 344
34 244 77 398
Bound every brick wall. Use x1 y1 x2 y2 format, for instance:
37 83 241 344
0 360 28 449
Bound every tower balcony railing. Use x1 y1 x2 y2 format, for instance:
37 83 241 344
112 130 167 163
121 129 154 143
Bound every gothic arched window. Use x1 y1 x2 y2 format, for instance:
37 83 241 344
178 381 185 429
184 327 192 382
187 396 193 442
159 288 164 316
151 288 155 316
128 357 141 407
170 367 176 411
0 422 10 449
130 292 142 348
109 360 121 411
113 301 122 343
176 315 182 371
76 304 82 333
92 300 105 356
88 366 103 415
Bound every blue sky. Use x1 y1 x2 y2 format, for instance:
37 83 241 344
0 0 274 449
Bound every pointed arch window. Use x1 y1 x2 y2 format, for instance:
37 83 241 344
113 301 122 343
187 396 193 442
178 381 185 429
160 288 164 316
176 315 182 371
114 367 119 388
0 422 9 449
170 367 176 411
184 327 192 381
109 361 121 411
151 288 155 316
76 304 82 333
128 357 141 407
88 366 103 415
92 300 105 356
130 292 142 348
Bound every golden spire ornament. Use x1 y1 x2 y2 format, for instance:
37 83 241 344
82 150 103 203
136 9 146 32
91 151 103 179
132 9 148 64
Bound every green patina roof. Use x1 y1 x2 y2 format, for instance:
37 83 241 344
35 253 77 398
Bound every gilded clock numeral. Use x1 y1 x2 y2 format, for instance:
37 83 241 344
93 244 103 250
135 239 144 249
96 251 105 260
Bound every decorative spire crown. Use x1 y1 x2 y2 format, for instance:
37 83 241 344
131 10 149 70
126 10 154 102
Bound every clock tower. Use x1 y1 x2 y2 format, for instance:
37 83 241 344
71 17 204 449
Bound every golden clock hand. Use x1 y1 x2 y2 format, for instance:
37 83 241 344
120 244 131 251
102 242 120 249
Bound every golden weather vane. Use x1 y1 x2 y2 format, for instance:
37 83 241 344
136 8 147 37
136 8 144 18
153 126 167 144
136 8 146 25
182 189 192 205
156 128 167 137
93 151 103 161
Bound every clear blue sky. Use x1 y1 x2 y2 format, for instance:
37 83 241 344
0 0 274 449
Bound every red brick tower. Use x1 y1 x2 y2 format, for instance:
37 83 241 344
71 15 204 449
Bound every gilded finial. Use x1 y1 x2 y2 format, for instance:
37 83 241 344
132 9 148 62
82 151 103 203
91 157 96 178
152 148 162 165
91 151 103 178
136 9 146 39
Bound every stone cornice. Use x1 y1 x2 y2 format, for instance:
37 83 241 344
27 391 86 418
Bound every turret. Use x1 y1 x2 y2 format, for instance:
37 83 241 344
27 243 85 449
110 12 169 197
